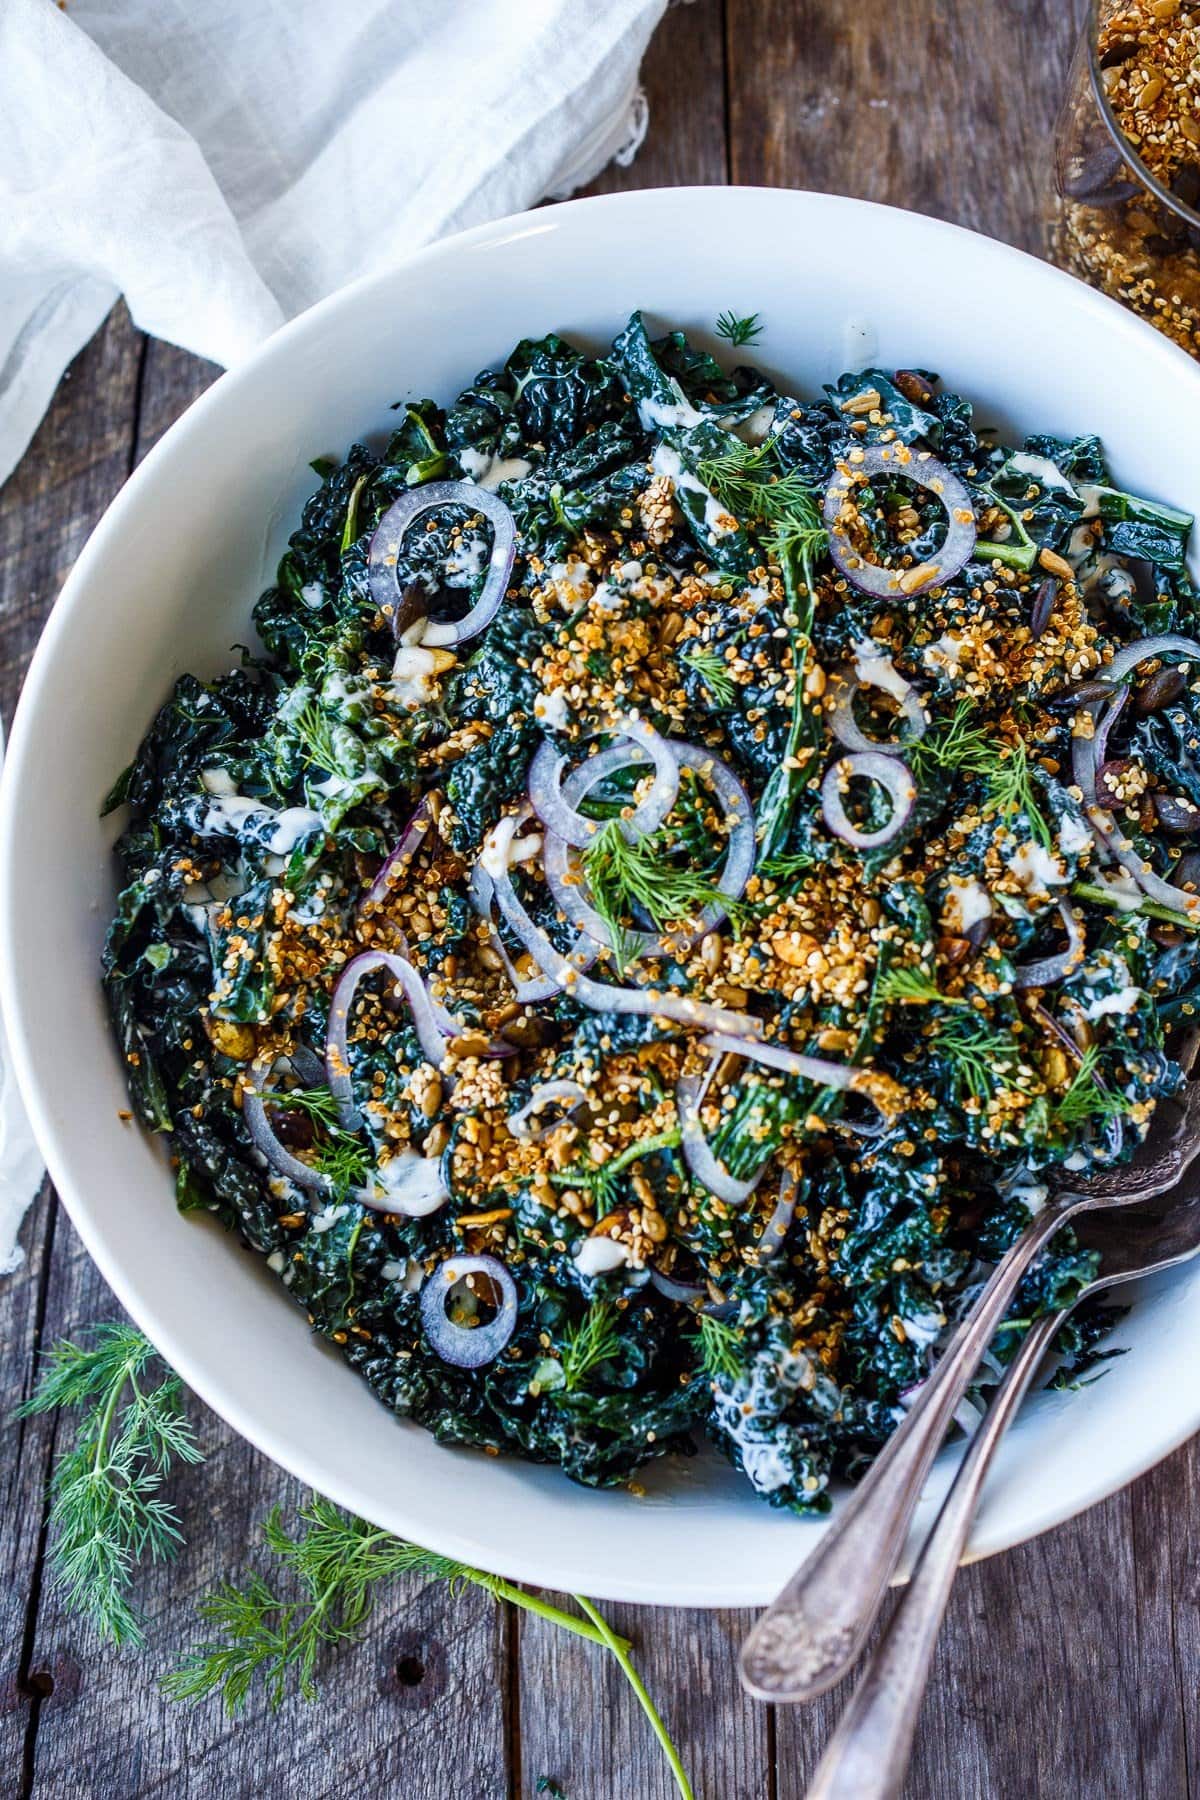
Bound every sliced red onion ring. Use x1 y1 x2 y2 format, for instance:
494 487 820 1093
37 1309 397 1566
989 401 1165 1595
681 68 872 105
821 752 916 851
420 1254 518 1368
507 1079 589 1141
756 1169 800 1262
469 854 598 1004
649 1269 706 1304
677 1072 765 1205
823 444 977 598
828 670 926 756
326 951 454 1129
361 798 433 913
1101 633 1200 687
1012 900 1085 990
243 1059 449 1216
367 482 516 646
527 717 679 849
544 741 756 957
1071 685 1127 806
702 1029 877 1102
485 818 763 1040
1087 806 1200 921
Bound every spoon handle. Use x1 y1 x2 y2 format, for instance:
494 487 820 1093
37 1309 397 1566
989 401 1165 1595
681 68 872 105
739 1200 1071 1703
804 1309 1062 1800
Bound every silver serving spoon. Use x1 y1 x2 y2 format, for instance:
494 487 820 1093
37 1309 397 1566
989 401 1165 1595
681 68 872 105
805 1176 1200 1799
740 1067 1200 1704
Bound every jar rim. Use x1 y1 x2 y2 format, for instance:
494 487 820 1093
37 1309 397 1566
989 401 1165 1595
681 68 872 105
1087 0 1200 227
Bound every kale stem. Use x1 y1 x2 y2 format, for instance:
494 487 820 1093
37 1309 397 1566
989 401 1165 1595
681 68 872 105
1071 879 1200 931
575 1596 694 1800
483 1579 630 1651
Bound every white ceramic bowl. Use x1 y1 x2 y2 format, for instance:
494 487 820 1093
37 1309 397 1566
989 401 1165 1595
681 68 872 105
4 188 1200 1607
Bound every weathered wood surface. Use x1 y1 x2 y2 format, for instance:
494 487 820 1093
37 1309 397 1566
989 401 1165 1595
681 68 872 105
4 3 1197 1796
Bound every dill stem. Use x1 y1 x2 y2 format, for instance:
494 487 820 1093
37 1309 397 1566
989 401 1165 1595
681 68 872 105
484 1580 630 1651
576 1596 694 1800
91 1362 133 1477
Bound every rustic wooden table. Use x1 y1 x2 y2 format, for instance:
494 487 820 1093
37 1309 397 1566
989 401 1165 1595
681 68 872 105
2 3 1197 1795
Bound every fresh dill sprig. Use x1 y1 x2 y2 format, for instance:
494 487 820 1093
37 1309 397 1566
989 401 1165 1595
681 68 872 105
268 1084 370 1196
909 703 1053 848
715 309 763 347
15 1323 203 1646
876 965 954 1009
1053 1045 1132 1128
692 1314 742 1383
877 968 1029 1103
581 819 737 947
551 1129 682 1216
165 1496 694 1797
908 701 995 779
986 735 1054 851
291 701 341 773
163 1494 628 1712
933 1009 1026 1104
679 646 737 706
560 1302 622 1392
267 1085 342 1130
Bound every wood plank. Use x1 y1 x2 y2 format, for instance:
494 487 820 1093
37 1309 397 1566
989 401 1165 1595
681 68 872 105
0 1189 57 1795
22 1219 510 1800
518 1598 770 1800
725 0 1085 254
0 305 145 722
586 0 728 193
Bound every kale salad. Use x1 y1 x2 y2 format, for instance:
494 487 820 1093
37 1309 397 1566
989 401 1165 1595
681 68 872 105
104 311 1200 1510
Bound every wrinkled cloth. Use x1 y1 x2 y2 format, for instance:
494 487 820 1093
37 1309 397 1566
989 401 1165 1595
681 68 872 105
0 0 669 488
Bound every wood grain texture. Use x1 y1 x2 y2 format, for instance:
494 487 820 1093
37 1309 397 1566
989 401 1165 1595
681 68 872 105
2 2 1198 1796
726 0 1086 255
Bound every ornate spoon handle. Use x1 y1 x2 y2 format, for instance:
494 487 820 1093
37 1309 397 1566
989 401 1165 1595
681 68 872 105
804 1309 1061 1799
739 1201 1071 1702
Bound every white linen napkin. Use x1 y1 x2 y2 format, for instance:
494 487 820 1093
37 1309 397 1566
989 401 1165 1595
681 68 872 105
0 0 671 491
0 0 675 1270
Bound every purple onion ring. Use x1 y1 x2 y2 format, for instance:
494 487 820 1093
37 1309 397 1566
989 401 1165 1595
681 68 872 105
527 717 680 849
823 444 977 599
367 482 516 646
507 1079 589 1141
677 1071 766 1205
326 950 454 1130
361 798 433 914
420 1254 519 1368
821 751 916 851
242 1058 449 1216
1012 900 1086 990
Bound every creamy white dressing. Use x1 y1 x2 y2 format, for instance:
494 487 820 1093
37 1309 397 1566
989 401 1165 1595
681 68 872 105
444 532 489 580
390 642 439 710
299 580 326 609
458 447 532 491
1082 985 1142 1021
853 636 911 703
923 632 965 672
311 1203 349 1234
897 1310 945 1350
1090 869 1144 912
373 1151 448 1216
739 1441 792 1494
637 391 704 432
196 768 322 853
1007 840 1068 893
1008 451 1077 496
942 875 992 935
574 1236 628 1276
533 688 571 731
1057 813 1092 857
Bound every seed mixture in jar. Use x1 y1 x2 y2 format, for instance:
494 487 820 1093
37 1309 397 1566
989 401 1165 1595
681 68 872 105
104 312 1200 1509
1055 1 1200 352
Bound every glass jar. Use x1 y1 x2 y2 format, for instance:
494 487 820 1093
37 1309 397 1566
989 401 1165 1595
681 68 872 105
1051 0 1200 355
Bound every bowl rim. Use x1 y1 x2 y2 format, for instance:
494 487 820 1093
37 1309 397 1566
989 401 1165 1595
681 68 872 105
5 184 1200 1605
